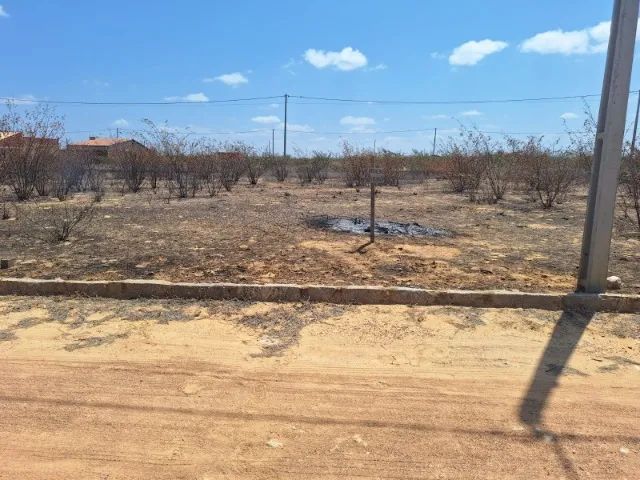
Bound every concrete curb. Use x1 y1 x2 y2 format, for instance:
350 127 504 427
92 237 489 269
0 277 638 313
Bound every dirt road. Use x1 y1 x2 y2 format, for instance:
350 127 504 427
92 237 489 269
0 296 638 479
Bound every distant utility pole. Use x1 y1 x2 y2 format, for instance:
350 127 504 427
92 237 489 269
577 0 639 293
432 128 437 155
283 94 289 157
272 129 275 157
116 128 120 138
631 89 640 153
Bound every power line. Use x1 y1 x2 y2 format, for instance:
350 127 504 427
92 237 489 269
289 92 639 105
0 95 282 106
71 125 572 137
3 89 639 107
286 127 571 136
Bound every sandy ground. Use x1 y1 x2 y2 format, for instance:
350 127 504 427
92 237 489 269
2 180 639 293
0 296 638 479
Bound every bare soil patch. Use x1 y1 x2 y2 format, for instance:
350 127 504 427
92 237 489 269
1 180 639 293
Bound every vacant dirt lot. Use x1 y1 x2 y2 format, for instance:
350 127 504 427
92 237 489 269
1 180 639 293
0 295 638 479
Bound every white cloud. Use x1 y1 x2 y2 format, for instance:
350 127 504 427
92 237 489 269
304 47 368 71
252 115 280 124
268 103 280 109
112 118 129 128
425 114 450 120
0 5 9 17
367 63 388 71
84 79 110 88
5 94 36 105
430 52 446 60
460 110 483 117
205 72 249 87
519 20 629 55
449 39 508 66
340 116 376 126
281 58 299 75
282 122 314 132
560 112 579 120
164 92 209 102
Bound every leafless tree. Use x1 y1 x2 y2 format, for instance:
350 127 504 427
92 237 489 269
51 150 88 201
140 120 200 199
565 100 597 180
113 144 149 193
0 104 63 201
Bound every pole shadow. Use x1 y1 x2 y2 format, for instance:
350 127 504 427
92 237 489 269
352 240 374 254
519 309 596 479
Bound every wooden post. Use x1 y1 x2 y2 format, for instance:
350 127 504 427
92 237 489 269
370 155 376 243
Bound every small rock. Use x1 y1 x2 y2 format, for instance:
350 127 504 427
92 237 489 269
607 276 622 290
0 258 15 269
239 245 250 251
267 439 283 448
353 434 367 447
620 447 630 455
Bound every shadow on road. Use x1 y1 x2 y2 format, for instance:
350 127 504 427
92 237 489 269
519 309 596 480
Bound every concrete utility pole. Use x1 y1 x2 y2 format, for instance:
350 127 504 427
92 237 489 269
577 0 639 293
432 128 437 155
631 89 640 153
283 94 289 158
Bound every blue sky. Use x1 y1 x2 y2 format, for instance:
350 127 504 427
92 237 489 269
1 0 637 153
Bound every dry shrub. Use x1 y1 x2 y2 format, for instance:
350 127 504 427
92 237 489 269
378 149 406 186
341 142 370 187
442 131 487 201
218 151 244 192
483 146 514 204
271 156 289 182
113 145 149 193
196 147 220 197
243 146 266 186
18 200 96 242
516 137 580 208
620 148 640 230
296 151 331 185
565 100 597 181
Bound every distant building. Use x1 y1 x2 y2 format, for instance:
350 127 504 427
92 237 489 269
0 131 59 150
67 137 147 160
0 132 22 148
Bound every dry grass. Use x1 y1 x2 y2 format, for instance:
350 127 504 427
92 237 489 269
1 179 639 293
